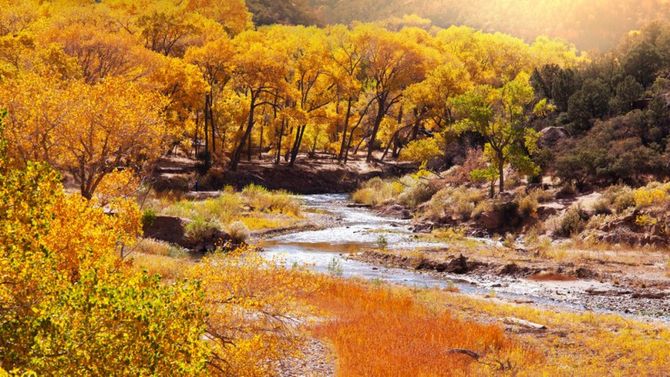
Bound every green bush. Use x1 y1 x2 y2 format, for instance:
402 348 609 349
141 208 157 227
185 218 221 241
603 185 635 213
556 207 588 237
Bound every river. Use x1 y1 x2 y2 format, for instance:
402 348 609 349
261 194 670 322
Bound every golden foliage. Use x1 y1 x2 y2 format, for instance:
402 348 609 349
0 162 209 375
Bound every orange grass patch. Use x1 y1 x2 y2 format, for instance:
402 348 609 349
306 279 542 376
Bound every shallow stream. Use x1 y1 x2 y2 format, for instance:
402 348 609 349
261 194 669 321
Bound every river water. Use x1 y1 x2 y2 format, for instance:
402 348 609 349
261 194 669 321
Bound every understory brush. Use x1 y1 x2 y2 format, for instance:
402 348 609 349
426 186 485 221
154 185 302 233
352 170 438 208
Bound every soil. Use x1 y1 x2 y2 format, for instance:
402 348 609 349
277 338 335 377
152 154 417 195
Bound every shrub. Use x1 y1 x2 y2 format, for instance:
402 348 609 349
472 200 494 218
226 221 250 244
633 183 670 209
603 185 635 213
556 207 588 237
0 163 209 375
398 181 437 208
503 233 517 249
185 218 221 241
517 192 539 218
376 235 389 249
141 208 157 228
426 186 484 221
431 227 466 241
242 184 300 215
592 198 612 215
635 214 658 227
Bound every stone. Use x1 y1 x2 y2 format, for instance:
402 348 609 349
538 126 570 148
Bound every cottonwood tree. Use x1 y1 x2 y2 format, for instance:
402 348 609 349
185 36 235 160
326 25 365 162
452 73 542 195
355 25 430 162
0 75 169 198
229 30 290 171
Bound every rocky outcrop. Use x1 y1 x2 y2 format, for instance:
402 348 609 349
538 126 570 148
143 216 187 245
143 215 233 253
473 199 523 234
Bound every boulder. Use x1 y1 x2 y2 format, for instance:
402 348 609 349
474 200 522 233
143 216 187 245
143 215 233 253
538 126 570 148
379 204 412 220
152 173 192 193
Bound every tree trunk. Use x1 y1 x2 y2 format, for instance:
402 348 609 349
230 97 256 171
259 122 264 160
208 91 216 157
366 98 387 162
275 117 286 165
338 98 353 162
246 127 252 162
203 97 209 157
498 159 505 195
310 130 319 157
289 125 306 167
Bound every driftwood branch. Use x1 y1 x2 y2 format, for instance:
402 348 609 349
503 317 547 330
446 348 480 360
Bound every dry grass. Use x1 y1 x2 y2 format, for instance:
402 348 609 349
431 291 670 377
151 185 303 234
305 278 542 376
126 247 670 377
352 177 405 206
134 238 172 256
131 253 193 280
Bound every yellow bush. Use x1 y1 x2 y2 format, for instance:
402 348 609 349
635 214 658 227
633 183 670 208
0 163 208 375
352 177 405 206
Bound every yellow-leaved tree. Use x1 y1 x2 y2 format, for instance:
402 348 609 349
0 110 210 375
0 74 169 198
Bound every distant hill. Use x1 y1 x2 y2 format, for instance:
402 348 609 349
250 0 670 50
245 0 317 26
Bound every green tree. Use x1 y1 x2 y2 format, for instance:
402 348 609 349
452 73 541 194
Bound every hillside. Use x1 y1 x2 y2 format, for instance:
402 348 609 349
301 0 670 50
246 0 317 26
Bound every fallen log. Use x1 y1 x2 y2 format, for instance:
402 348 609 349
503 317 547 330
446 349 480 360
